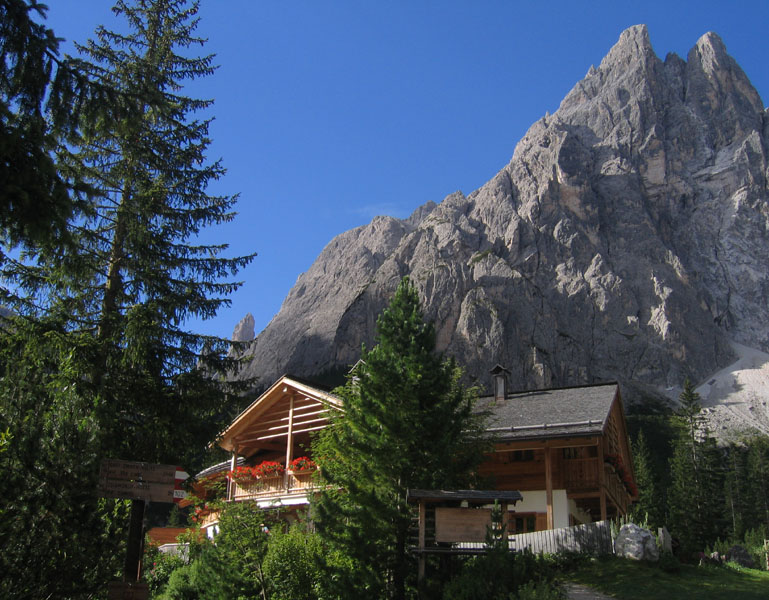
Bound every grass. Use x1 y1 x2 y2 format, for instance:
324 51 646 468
563 556 769 599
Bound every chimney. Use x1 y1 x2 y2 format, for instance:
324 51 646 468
490 364 511 402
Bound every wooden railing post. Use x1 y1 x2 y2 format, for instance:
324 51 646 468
284 395 295 492
418 500 426 581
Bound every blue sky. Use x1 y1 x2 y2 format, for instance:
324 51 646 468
44 1 769 340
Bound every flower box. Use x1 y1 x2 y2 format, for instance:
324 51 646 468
253 460 285 478
289 456 317 473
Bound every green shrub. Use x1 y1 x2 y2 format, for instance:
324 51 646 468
513 581 565 600
159 560 205 600
144 544 186 596
656 552 681 573
263 526 325 600
442 549 559 600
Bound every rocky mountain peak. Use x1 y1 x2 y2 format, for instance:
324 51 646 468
235 26 769 427
232 313 255 342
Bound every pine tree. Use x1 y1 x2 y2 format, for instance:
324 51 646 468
0 1 252 595
630 429 664 530
745 436 769 529
313 277 487 600
5 0 254 465
0 0 120 250
667 380 724 556
723 443 748 540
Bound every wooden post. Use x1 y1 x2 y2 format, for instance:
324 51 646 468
418 500 426 581
501 502 509 548
284 395 295 491
597 441 607 521
227 447 238 501
123 499 146 582
545 446 553 529
763 539 769 570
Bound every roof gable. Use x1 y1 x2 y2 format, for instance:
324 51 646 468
219 375 341 455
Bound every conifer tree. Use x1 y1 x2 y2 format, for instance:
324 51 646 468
745 436 769 529
630 429 664 530
313 277 487 600
5 0 254 465
0 1 252 595
0 0 120 250
667 380 723 555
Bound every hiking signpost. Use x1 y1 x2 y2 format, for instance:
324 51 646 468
99 459 189 598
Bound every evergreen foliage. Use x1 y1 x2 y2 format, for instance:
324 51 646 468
0 321 128 598
0 0 120 249
666 380 724 557
0 1 253 595
629 429 664 531
313 276 488 600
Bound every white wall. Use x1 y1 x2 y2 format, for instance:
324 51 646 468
508 489 570 529
568 498 592 525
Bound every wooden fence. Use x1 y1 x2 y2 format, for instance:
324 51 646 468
513 520 613 555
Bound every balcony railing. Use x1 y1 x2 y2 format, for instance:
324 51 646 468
563 457 599 490
603 465 629 512
231 470 321 502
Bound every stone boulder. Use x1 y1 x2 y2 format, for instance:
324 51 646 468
726 545 757 569
614 523 659 561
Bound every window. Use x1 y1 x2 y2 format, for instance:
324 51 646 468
510 513 537 533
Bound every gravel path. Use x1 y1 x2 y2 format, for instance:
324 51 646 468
562 582 616 599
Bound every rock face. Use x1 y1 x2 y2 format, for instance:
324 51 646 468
614 523 659 561
231 313 255 343
237 26 769 400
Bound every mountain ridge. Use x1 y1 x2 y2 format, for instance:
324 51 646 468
233 25 769 429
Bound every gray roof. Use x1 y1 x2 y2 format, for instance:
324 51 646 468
476 383 619 442
195 457 245 479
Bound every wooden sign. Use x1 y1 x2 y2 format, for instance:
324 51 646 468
107 581 149 600
99 479 175 503
98 459 176 503
435 507 508 543
100 459 176 484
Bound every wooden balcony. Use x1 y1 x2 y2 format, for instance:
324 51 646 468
230 470 321 503
562 458 631 512
563 457 600 491
603 464 630 513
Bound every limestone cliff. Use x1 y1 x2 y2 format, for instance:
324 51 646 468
235 26 769 408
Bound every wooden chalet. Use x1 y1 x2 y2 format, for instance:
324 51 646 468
193 375 340 536
476 375 636 532
194 370 636 538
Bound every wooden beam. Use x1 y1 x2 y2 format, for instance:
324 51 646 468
597 440 607 520
567 491 601 500
545 446 553 529
230 438 283 451
227 446 238 501
494 437 599 452
284 395 295 490
418 500 426 581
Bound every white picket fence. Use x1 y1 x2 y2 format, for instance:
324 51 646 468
513 520 613 555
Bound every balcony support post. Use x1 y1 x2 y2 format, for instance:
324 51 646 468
227 445 238 501
545 446 553 529
597 442 607 520
284 395 295 491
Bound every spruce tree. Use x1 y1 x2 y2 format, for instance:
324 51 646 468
5 0 254 465
745 436 769 529
0 1 252 595
667 380 724 556
0 0 121 250
313 277 487 600
630 429 664 530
